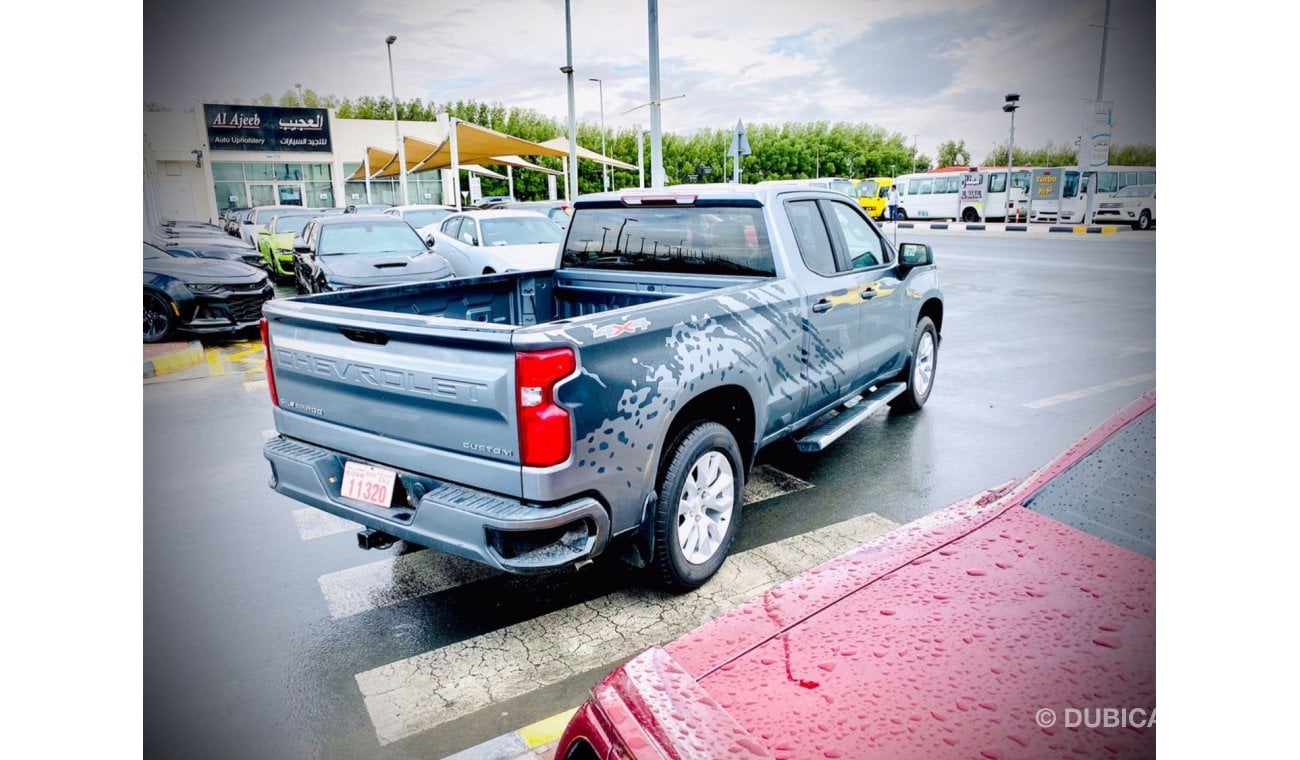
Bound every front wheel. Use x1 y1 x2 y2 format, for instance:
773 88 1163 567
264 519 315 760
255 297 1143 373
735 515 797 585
961 207 980 223
1135 210 1152 230
652 422 744 592
144 291 175 343
895 208 908 221
889 317 938 414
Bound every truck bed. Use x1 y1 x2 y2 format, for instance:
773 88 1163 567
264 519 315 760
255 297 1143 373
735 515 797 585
287 268 755 328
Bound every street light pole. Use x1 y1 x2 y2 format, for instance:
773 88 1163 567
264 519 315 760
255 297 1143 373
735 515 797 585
1003 93 1020 222
562 0 578 202
295 82 304 106
385 35 409 205
590 78 608 191
647 0 665 188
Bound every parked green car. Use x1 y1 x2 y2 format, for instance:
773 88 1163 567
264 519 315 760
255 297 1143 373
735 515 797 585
257 212 319 280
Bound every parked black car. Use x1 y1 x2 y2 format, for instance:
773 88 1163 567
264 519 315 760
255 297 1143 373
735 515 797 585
292 215 454 294
143 241 274 343
167 243 267 272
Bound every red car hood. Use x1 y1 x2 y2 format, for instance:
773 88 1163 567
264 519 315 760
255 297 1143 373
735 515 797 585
581 392 1156 759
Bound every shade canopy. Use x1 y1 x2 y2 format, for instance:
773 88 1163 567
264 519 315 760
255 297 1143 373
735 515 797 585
346 146 398 181
482 154 564 176
369 121 570 177
537 137 637 171
460 164 508 180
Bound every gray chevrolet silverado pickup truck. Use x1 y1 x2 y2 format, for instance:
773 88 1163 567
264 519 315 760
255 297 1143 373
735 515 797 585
261 185 942 589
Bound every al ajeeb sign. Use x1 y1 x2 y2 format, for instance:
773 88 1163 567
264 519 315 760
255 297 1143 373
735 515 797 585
204 104 332 152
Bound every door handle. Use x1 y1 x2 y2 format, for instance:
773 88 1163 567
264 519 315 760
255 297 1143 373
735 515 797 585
860 288 877 300
811 299 832 314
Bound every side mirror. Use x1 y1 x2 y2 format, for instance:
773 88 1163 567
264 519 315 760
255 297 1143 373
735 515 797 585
425 236 436 249
898 242 933 268
293 237 311 254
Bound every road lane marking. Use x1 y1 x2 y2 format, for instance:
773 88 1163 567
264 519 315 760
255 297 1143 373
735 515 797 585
354 511 898 745
205 347 226 377
1023 372 1156 409
292 508 360 541
307 465 814 618
745 464 814 501
320 551 499 620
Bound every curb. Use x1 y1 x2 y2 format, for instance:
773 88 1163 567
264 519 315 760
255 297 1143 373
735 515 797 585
443 708 577 760
888 221 1128 234
144 341 204 379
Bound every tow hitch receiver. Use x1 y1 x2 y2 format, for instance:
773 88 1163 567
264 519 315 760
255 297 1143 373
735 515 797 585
357 528 398 551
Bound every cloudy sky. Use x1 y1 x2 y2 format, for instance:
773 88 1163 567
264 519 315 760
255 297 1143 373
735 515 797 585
145 0 1154 165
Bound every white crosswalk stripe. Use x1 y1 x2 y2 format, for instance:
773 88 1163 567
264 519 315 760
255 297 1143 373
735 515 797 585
292 508 361 541
319 551 498 620
353 511 897 745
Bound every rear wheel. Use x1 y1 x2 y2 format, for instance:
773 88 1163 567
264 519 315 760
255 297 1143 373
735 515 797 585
652 422 744 592
889 317 938 414
144 291 175 343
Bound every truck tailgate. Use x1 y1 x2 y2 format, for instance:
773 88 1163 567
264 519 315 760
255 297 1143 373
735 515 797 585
265 301 525 497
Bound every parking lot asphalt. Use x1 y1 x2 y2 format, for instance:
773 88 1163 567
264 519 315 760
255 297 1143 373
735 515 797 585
142 224 1149 380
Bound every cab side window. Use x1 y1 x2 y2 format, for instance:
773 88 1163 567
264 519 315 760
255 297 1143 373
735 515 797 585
786 200 837 276
825 201 889 269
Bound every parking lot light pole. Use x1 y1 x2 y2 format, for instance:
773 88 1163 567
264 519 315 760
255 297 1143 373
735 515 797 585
295 83 304 105
1003 93 1020 222
386 35 409 205
590 78 609 191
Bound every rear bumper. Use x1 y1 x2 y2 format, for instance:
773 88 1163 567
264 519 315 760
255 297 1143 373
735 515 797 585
263 435 610 572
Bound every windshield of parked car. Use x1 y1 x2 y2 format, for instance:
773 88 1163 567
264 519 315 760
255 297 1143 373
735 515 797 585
479 217 563 246
143 242 170 260
317 221 426 256
402 209 453 229
562 204 775 276
1116 185 1154 198
273 215 315 236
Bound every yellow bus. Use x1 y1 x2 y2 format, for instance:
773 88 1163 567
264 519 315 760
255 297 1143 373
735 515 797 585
852 177 894 219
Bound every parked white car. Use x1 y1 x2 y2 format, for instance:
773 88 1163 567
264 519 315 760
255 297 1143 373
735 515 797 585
239 205 301 246
384 204 456 234
426 210 564 276
1091 184 1155 230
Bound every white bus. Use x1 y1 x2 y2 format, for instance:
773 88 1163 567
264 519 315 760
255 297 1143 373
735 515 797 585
755 177 857 198
895 167 1031 222
1029 165 1156 224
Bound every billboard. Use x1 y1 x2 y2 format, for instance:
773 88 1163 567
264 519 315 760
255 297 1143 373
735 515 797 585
1077 99 1113 169
203 104 332 152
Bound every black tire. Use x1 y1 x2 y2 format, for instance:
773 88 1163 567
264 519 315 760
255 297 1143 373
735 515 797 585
144 290 175 344
962 207 980 223
1135 210 1152 231
889 316 938 414
483 267 496 275
896 208 908 221
652 422 744 592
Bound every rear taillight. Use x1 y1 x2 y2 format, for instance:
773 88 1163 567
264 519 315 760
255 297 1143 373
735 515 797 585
516 348 575 467
261 318 280 407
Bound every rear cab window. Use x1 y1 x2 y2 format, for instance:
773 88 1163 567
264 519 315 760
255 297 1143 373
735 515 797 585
561 201 775 276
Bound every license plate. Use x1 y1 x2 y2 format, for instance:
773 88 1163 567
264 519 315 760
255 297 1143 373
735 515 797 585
341 461 397 508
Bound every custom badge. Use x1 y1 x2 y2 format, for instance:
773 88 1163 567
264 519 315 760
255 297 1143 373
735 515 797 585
591 317 650 339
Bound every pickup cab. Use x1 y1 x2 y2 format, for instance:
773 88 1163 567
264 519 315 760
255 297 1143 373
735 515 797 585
261 185 943 589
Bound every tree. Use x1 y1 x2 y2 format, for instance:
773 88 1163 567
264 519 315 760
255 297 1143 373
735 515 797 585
935 139 970 168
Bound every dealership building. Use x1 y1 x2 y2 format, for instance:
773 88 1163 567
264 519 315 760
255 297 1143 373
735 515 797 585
146 104 470 225
143 103 637 227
